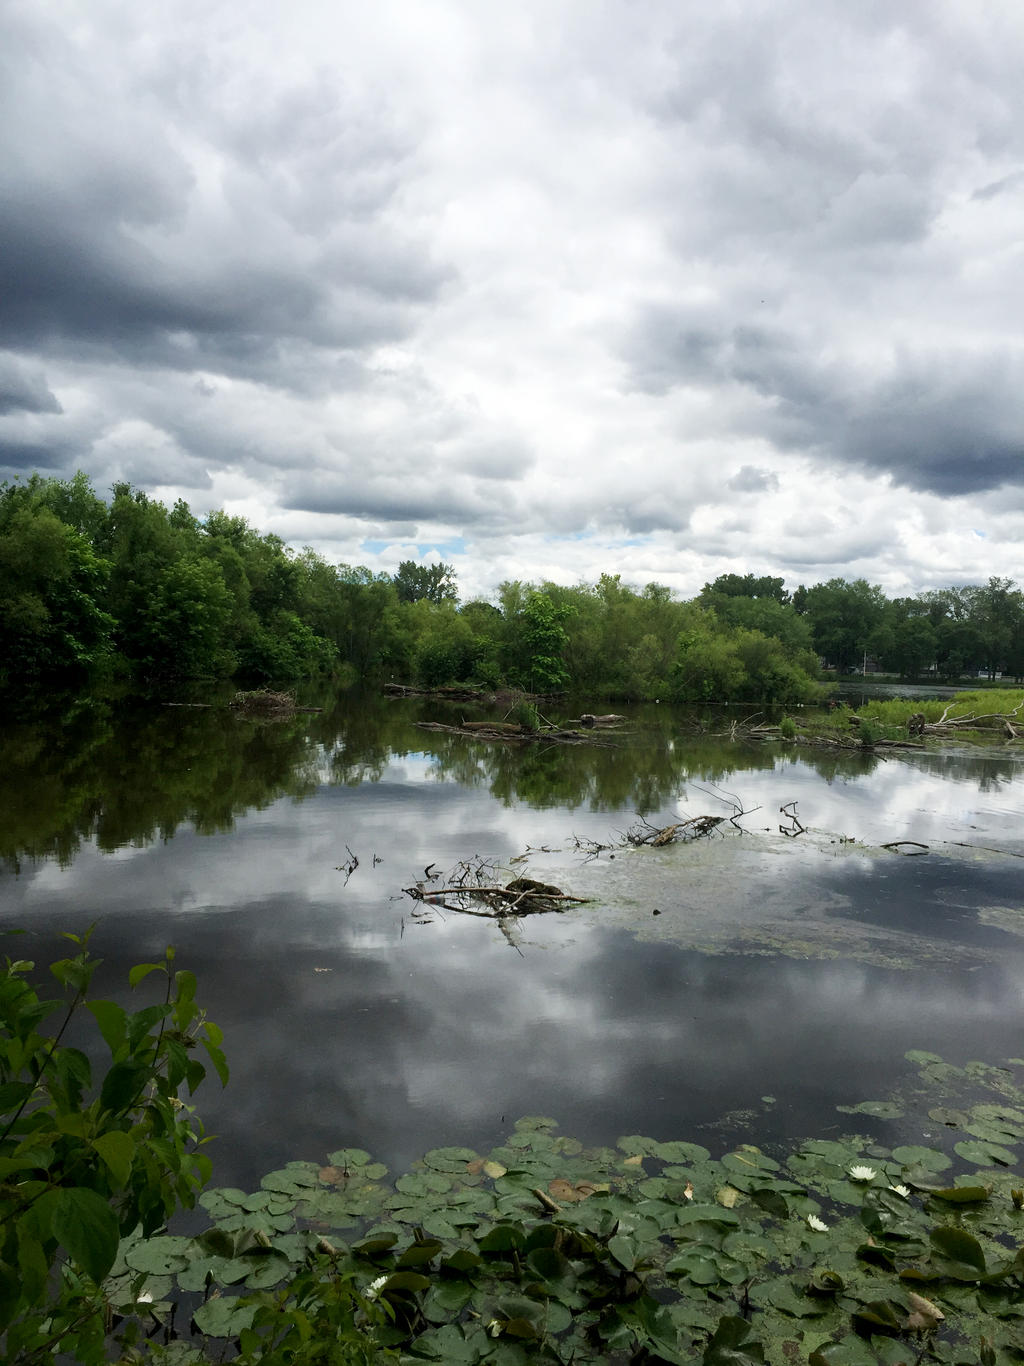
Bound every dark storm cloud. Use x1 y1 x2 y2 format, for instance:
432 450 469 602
281 478 489 526
0 10 448 386
0 439 70 473
625 309 1024 497
0 195 441 378
0 356 62 415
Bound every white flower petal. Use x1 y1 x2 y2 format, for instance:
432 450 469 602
806 1214 829 1232
364 1274 389 1302
889 1183 910 1198
848 1165 877 1181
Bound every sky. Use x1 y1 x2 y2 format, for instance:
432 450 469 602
2 0 1023 603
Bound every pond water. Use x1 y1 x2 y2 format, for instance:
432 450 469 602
2 688 1023 1190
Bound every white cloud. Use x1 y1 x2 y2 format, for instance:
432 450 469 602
2 0 1023 599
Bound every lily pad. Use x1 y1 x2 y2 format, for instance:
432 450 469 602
836 1100 903 1119
423 1146 480 1172
890 1145 951 1171
326 1148 373 1168
953 1139 1016 1166
928 1107 968 1128
652 1140 711 1164
192 1295 257 1337
125 1236 193 1276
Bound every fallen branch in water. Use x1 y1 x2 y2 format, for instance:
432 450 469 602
403 859 591 918
779 801 806 838
881 841 930 856
625 814 725 845
413 721 613 746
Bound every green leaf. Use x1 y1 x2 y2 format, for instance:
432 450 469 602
423 1145 479 1171
0 1081 35 1113
52 1186 120 1283
891 1145 951 1171
653 1139 711 1163
128 963 165 989
86 1000 128 1054
124 1235 194 1275
927 1185 991 1204
381 1270 431 1294
90 1130 135 1186
192 1295 257 1337
930 1226 987 1274
100 1060 149 1114
201 1038 229 1086
703 1314 765 1366
851 1300 901 1337
954 1139 1016 1167
397 1238 442 1267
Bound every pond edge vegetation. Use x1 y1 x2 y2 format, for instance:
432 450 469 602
4 941 1024 1365
4 473 1024 706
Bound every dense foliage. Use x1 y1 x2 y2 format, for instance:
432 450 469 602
2 473 1021 696
0 934 226 1364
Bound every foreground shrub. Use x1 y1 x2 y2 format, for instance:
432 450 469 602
0 933 226 1364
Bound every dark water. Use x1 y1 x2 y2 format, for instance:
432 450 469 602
3 688 1023 1188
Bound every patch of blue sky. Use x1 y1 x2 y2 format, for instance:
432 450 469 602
359 537 467 557
542 532 650 548
419 537 467 557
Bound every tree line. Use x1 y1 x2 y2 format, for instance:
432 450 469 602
1 474 1020 698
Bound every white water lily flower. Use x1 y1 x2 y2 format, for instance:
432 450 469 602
136 1291 154 1305
889 1183 911 1198
806 1215 829 1232
488 1320 503 1338
364 1275 389 1302
848 1165 877 1182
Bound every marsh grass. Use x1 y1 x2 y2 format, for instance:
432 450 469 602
856 689 1024 730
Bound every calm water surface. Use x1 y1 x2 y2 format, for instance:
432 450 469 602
2 689 1023 1187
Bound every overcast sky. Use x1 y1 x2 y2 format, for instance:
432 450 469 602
2 0 1023 601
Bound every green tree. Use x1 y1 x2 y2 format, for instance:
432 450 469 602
144 555 237 677
700 573 790 604
518 590 575 691
392 560 458 605
801 578 886 673
0 502 113 680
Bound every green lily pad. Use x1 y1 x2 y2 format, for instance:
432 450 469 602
652 1139 711 1164
927 1185 991 1204
954 1139 1016 1166
192 1295 257 1337
836 1101 903 1119
124 1236 193 1276
890 1145 951 1171
928 1107 968 1128
422 1146 479 1172
395 1171 453 1196
260 1166 320 1195
326 1148 373 1167
616 1134 659 1156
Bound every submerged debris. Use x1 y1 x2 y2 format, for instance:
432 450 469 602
402 857 590 921
625 786 758 846
230 689 321 717
413 720 612 745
